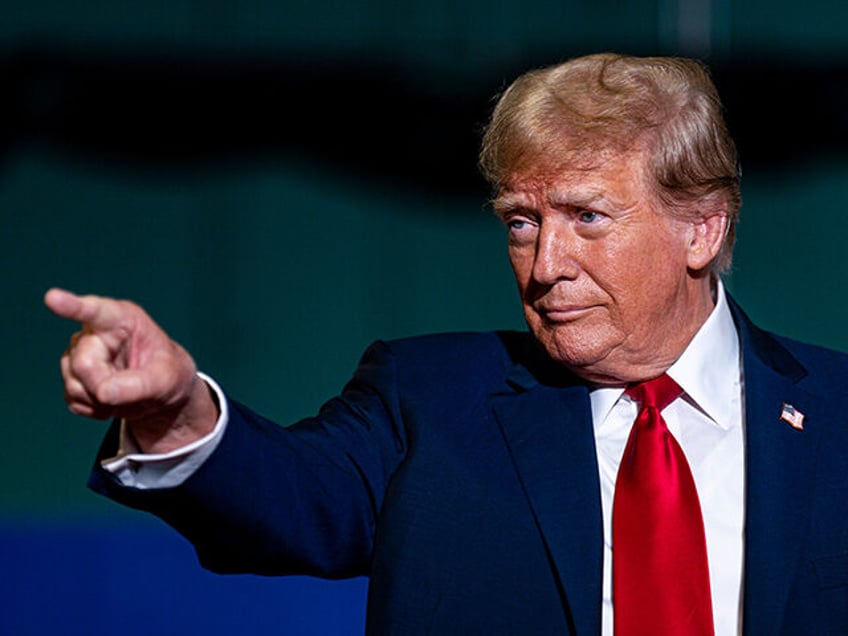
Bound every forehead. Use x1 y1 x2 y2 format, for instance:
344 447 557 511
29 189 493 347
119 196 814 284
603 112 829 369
495 149 653 211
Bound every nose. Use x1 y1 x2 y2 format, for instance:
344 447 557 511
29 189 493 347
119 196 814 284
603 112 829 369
531 221 581 285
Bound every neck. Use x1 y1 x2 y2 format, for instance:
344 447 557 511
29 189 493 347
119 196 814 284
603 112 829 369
577 276 718 386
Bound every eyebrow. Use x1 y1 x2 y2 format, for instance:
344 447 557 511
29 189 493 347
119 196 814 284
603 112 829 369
491 194 531 217
492 187 623 217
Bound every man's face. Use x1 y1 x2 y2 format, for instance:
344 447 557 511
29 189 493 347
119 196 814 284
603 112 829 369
495 150 714 385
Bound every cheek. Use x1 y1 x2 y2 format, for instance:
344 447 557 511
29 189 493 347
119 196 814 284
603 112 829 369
598 247 687 325
509 250 534 292
597 231 683 289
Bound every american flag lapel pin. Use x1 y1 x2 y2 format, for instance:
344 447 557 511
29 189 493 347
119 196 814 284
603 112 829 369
780 403 805 430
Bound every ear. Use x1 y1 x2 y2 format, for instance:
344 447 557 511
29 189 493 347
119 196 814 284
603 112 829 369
686 211 728 271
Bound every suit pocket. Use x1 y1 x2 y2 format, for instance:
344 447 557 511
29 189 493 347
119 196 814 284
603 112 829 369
813 552 848 589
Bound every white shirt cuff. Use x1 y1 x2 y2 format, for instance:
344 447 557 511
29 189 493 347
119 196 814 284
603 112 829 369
100 372 229 490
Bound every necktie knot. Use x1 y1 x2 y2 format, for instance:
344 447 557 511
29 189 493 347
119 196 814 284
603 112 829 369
625 373 682 412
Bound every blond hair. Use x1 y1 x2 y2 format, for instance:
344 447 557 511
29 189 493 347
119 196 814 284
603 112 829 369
479 53 741 273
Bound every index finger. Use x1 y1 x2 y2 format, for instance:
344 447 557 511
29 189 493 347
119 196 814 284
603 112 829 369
44 288 124 328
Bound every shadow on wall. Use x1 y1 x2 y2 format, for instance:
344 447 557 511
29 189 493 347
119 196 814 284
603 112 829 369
2 44 848 198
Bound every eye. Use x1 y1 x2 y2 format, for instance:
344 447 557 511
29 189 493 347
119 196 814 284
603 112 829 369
578 210 601 224
501 213 538 244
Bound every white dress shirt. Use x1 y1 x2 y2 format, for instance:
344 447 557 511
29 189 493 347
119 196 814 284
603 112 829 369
591 281 744 636
104 283 745 635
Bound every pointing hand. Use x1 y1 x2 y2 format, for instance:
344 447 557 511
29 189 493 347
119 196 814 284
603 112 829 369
45 288 218 453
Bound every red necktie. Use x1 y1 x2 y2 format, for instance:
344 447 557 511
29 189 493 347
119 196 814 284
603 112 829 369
612 374 714 636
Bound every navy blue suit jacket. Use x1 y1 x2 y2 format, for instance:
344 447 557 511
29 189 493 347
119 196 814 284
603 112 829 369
90 301 848 634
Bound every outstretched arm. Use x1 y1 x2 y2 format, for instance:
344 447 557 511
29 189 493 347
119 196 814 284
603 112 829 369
47 288 406 577
44 288 219 454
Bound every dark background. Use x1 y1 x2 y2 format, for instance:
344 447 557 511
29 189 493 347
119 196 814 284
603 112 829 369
3 0 847 633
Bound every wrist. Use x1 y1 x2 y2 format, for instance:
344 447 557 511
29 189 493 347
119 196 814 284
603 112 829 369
128 374 220 454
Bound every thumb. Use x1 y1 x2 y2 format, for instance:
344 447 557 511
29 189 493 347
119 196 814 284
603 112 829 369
96 355 193 407
96 370 149 405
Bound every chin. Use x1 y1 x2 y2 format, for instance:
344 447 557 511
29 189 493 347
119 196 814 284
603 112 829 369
537 331 607 367
531 324 623 379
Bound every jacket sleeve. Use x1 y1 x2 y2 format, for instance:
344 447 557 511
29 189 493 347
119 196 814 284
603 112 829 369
87 340 408 579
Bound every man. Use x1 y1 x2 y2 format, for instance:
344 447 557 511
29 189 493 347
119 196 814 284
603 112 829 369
46 54 848 634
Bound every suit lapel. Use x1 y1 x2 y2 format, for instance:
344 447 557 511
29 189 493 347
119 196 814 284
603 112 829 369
492 367 603 636
731 303 821 635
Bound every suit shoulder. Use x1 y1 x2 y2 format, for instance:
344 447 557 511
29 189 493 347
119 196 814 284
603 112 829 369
383 330 533 364
773 333 848 361
730 298 848 387
772 333 848 374
359 331 538 386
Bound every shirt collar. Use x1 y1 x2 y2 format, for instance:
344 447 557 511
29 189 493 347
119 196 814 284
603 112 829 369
590 279 740 429
666 279 740 428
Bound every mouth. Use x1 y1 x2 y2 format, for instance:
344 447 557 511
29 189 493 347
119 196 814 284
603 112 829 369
534 304 600 322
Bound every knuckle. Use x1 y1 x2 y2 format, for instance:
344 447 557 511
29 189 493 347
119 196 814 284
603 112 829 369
70 352 98 376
